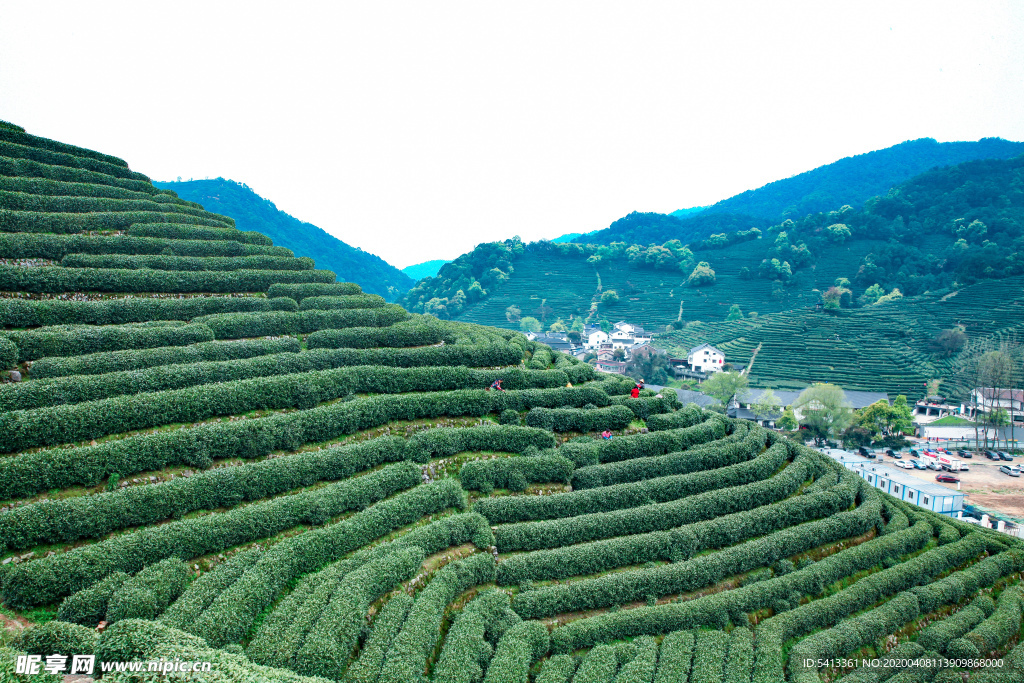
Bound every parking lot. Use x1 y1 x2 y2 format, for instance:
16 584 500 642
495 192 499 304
872 450 1024 518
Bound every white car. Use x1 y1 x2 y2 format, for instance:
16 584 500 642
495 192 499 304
895 460 914 469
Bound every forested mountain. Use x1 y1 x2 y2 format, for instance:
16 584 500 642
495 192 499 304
581 137 1024 246
400 152 1024 398
156 179 413 300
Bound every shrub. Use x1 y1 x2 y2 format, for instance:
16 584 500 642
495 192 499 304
495 474 856 586
344 593 413 683
159 549 263 632
299 294 387 310
572 644 619 683
510 489 877 618
56 572 129 626
478 440 789 525
0 464 425 609
16 621 98 658
0 336 16 368
378 553 496 683
494 446 806 552
189 480 467 647
4 321 214 362
267 282 363 301
306 320 444 349
571 424 763 489
500 409 521 425
0 264 334 294
0 367 596 453
0 294 276 328
962 586 1023 654
0 210 232 234
690 630 729 683
460 453 575 492
127 222 268 243
611 636 657 683
524 404 634 432
481 620 550 683
0 437 415 550
654 630 695 683
535 654 577 683
29 336 298 379
194 305 410 338
293 548 425 679
0 385 602 498
106 558 189 623
916 596 990 653
0 232 291 259
61 253 312 271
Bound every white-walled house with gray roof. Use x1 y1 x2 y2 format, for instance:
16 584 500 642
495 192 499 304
688 343 724 373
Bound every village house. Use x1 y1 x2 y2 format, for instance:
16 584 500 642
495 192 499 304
968 388 1024 423
687 343 725 373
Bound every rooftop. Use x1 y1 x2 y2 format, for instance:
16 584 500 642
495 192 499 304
744 388 889 410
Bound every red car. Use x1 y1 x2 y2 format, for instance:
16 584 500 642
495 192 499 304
935 473 960 484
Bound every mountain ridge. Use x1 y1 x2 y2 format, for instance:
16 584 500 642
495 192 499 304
155 178 414 300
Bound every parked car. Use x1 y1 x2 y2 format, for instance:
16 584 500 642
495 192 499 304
890 451 903 460
928 462 940 470
998 451 1014 461
885 449 897 457
909 449 920 458
957 450 972 459
911 460 928 470
935 473 960 484
985 450 1001 460
895 460 914 469
999 465 1021 477
858 447 871 457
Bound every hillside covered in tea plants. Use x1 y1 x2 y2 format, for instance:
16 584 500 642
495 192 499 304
0 122 1022 683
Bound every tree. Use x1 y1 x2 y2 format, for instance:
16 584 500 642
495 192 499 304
505 305 521 323
686 262 716 286
930 328 967 357
976 350 1016 447
863 284 885 305
825 223 851 243
612 348 626 361
600 319 612 334
858 400 899 436
601 290 619 305
777 406 798 431
625 346 670 385
876 288 903 305
570 317 585 333
892 395 914 435
751 388 782 423
548 318 567 333
793 383 853 445
519 316 541 334
699 371 749 406
725 304 743 321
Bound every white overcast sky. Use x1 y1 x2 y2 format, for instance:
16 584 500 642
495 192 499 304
1 2 1022 268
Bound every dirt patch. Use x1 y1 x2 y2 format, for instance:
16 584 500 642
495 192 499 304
967 493 1024 518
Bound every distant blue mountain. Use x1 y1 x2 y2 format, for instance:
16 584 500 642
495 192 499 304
581 137 1024 245
155 179 413 300
402 259 451 280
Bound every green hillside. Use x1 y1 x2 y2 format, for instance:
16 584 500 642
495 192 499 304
581 137 1024 247
155 178 414 301
1 122 1023 682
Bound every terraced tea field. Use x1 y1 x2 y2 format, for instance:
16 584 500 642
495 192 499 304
661 276 1024 399
0 123 1022 683
457 239 883 330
